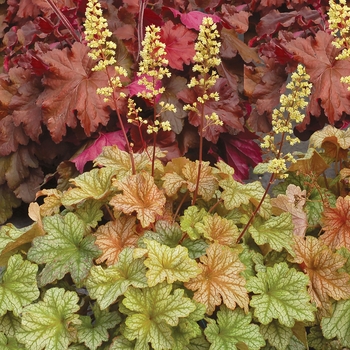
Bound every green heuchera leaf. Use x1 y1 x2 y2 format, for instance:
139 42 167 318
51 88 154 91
0 312 21 337
140 220 182 248
0 254 39 317
121 282 197 350
260 320 293 350
86 247 148 309
0 332 25 349
171 302 205 350
143 239 201 287
27 213 101 286
321 299 350 347
180 206 207 240
75 199 104 229
187 336 210 350
246 262 315 327
77 304 121 350
220 178 271 219
248 213 294 255
16 288 81 350
61 167 115 206
181 238 208 259
307 326 339 350
110 336 135 349
204 305 265 350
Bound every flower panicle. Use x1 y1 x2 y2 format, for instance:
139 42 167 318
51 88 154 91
262 64 312 178
184 17 223 129
84 0 128 100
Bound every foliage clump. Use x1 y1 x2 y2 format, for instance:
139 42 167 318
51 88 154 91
1 0 350 349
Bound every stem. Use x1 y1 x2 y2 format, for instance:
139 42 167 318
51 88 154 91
45 0 81 43
173 192 190 223
236 173 275 244
192 96 205 205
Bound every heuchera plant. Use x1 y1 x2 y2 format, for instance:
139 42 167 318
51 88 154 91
1 0 350 222
1 0 350 349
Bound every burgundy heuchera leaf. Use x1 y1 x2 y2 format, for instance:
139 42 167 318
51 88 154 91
37 42 114 143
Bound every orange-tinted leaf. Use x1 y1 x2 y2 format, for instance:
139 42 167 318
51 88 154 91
320 196 350 250
293 236 350 313
196 213 239 247
95 216 139 266
286 31 350 125
110 172 166 228
182 161 218 201
185 243 249 315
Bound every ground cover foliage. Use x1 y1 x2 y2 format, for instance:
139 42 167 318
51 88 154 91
1 0 350 349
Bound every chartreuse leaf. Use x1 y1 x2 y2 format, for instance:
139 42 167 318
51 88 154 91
27 213 101 286
0 254 39 317
248 213 294 255
16 288 81 350
86 247 147 310
321 299 350 347
185 243 249 315
171 302 206 350
61 167 116 206
0 332 25 349
260 320 293 350
220 178 271 219
180 206 207 240
143 239 201 287
204 305 265 350
246 262 315 327
77 303 121 350
121 282 197 350
75 199 104 229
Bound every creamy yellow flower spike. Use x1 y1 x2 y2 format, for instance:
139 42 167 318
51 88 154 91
262 64 312 178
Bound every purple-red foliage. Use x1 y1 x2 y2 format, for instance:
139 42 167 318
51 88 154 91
0 0 344 222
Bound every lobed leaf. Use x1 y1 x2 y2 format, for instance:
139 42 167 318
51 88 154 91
204 305 265 350
293 236 350 313
77 304 121 350
320 196 350 250
16 288 81 350
220 178 271 219
185 243 249 315
143 239 201 287
248 212 294 255
246 262 315 327
180 206 208 240
61 167 116 206
86 247 148 310
260 320 293 350
195 213 239 247
94 216 139 266
110 172 166 228
321 299 350 348
122 282 196 350
0 254 39 317
28 213 101 286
